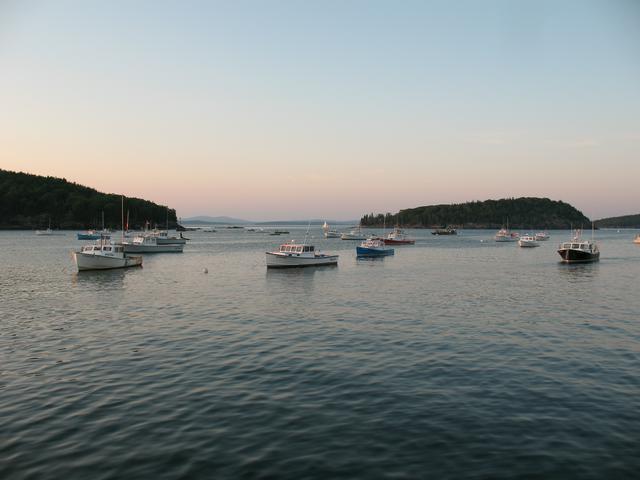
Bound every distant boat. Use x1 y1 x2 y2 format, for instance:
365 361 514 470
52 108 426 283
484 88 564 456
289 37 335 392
518 235 539 248
384 227 415 245
77 211 111 240
341 225 367 240
633 234 640 244
322 221 341 238
274 230 290 234
36 217 64 235
535 231 550 241
558 229 599 263
356 237 394 257
495 218 518 242
203 227 216 232
121 235 184 253
432 227 457 235
266 241 338 268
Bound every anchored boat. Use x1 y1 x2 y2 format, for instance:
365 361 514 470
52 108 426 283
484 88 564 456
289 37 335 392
558 230 599 263
266 242 338 268
356 237 394 257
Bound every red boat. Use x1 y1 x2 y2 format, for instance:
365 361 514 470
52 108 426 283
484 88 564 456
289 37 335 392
383 227 415 245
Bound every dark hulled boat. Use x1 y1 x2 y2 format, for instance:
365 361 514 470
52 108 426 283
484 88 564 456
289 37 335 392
557 231 599 263
432 227 457 235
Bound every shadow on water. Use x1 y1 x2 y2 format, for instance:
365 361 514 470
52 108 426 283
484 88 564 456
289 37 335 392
265 265 338 278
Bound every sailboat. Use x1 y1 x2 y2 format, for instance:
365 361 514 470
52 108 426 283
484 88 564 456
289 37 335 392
35 217 64 235
495 218 519 242
72 197 143 271
323 221 341 238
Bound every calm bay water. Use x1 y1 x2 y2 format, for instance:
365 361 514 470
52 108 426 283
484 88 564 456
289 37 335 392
1 228 640 479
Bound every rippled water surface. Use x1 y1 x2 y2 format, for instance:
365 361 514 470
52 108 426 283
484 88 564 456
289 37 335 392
2 228 640 479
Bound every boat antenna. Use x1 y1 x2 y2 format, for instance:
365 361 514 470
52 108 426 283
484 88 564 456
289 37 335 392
303 221 311 244
121 195 125 243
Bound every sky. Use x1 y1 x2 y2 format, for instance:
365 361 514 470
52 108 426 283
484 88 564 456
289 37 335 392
1 0 639 220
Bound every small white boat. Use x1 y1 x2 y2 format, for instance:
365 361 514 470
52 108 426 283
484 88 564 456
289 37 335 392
341 225 368 240
518 235 539 248
266 242 338 268
148 229 188 245
122 235 184 253
634 234 640 245
535 231 550 241
73 242 142 271
322 221 341 238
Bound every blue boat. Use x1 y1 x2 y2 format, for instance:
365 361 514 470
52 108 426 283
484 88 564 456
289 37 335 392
356 238 394 257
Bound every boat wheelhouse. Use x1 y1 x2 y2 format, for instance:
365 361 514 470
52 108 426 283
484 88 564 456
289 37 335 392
266 242 338 268
432 227 457 235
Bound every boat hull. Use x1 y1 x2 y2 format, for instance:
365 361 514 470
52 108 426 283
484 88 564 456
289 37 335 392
155 237 187 245
356 246 394 256
265 252 338 268
383 239 415 245
341 234 367 240
557 249 600 263
122 243 184 253
73 252 142 271
77 233 111 240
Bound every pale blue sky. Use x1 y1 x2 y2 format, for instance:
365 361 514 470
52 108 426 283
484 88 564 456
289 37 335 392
1 1 639 219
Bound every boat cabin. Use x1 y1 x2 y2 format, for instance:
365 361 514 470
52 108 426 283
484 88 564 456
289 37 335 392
279 244 315 254
81 244 124 254
559 241 598 253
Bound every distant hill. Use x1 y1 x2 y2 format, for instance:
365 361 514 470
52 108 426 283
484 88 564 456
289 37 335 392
0 169 176 229
182 217 358 226
182 215 251 224
594 213 640 228
361 197 591 229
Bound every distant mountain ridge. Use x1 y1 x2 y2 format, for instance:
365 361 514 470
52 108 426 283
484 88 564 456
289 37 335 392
361 197 591 229
182 216 357 225
594 213 640 228
182 216 251 224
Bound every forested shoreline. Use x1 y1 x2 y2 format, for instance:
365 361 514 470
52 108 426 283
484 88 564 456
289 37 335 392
0 169 177 229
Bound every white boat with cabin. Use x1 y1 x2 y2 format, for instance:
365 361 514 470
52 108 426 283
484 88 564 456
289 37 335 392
122 234 184 253
518 235 539 248
266 242 338 268
73 239 142 271
535 231 550 241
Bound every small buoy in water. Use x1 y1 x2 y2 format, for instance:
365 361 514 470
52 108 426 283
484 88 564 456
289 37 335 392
203 268 208 274
480 239 485 243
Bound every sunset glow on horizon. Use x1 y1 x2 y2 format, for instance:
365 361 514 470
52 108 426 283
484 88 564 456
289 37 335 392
1 1 639 220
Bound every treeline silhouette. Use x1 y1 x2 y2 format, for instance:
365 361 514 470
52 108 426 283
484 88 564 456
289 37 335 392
361 197 590 229
594 214 640 228
0 169 177 229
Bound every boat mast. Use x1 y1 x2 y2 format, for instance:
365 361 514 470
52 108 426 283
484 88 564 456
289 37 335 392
121 196 125 243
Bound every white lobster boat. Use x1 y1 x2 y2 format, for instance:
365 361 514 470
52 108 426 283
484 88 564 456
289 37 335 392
73 242 142 271
266 242 338 268
518 235 539 248
122 235 184 253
